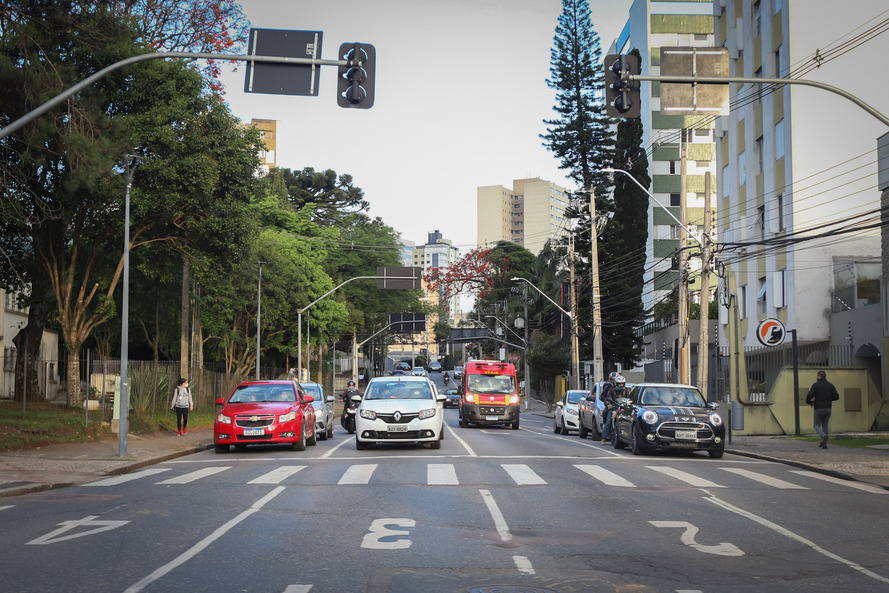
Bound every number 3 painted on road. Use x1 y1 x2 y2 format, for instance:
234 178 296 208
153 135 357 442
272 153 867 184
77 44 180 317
361 518 415 549
650 520 744 556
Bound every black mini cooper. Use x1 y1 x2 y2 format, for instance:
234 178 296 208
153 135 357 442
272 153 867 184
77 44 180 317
611 383 725 458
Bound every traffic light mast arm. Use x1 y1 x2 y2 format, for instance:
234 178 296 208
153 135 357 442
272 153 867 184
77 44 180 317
632 74 889 127
0 51 347 140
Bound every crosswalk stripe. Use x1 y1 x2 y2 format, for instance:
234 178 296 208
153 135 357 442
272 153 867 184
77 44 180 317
427 464 459 485
156 467 230 485
502 464 547 485
338 464 377 485
721 467 807 489
83 468 172 487
647 466 725 488
248 466 307 485
789 470 889 494
573 464 636 487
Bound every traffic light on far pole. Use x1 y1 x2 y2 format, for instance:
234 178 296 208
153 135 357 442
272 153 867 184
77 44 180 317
604 54 640 118
337 42 375 109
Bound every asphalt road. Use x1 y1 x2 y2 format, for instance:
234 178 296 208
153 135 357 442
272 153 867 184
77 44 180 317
2 387 888 593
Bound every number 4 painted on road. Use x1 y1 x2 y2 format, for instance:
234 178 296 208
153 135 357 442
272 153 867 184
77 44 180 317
649 521 744 557
361 518 415 549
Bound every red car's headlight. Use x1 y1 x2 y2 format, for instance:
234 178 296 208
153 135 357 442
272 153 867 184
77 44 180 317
216 413 232 424
279 411 297 423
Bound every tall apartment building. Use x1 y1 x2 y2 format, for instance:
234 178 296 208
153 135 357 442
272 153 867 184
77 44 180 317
609 0 718 316
715 0 884 348
412 230 460 320
250 118 277 172
477 178 570 256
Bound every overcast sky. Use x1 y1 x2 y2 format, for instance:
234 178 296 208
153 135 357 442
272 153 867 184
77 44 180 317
217 0 633 251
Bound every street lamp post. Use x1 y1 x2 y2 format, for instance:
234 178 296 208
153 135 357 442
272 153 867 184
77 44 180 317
256 261 265 380
511 277 577 389
118 154 138 458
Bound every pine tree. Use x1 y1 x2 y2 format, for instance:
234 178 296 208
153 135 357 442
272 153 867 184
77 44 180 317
599 48 650 369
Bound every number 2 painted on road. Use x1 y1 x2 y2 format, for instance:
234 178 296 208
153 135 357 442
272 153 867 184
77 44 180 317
361 518 415 549
649 520 744 556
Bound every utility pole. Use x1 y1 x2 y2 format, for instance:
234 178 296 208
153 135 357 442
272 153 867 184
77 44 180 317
697 172 712 397
568 234 580 389
589 188 604 383
678 141 691 384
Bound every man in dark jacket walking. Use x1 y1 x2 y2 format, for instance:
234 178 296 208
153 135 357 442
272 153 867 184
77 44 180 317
805 370 840 449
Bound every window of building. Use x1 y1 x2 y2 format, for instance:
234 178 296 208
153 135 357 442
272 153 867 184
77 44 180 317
755 136 764 174
669 161 676 174
753 1 762 37
738 150 747 185
775 193 785 231
670 193 680 206
774 0 782 14
754 67 763 102
773 45 782 77
833 261 882 312
740 285 748 319
775 119 785 159
669 225 682 240
773 270 786 308
757 276 767 314
757 205 765 237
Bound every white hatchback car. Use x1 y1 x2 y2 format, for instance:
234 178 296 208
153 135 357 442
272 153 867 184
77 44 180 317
356 376 445 450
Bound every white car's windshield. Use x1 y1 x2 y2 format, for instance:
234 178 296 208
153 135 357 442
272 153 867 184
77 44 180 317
365 381 433 400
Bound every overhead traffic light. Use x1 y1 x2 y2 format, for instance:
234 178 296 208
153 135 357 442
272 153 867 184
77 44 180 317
604 54 640 118
337 42 375 109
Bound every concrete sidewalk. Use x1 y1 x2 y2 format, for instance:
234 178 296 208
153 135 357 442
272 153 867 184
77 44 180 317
2 402 888 498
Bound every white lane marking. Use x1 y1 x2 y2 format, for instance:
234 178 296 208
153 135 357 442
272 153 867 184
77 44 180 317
707 494 889 584
502 464 547 485
789 470 889 494
574 464 636 487
649 520 744 556
480 489 512 542
647 466 725 488
0 505 14 512
248 466 306 484
320 434 353 458
82 468 171 486
27 515 130 545
444 422 478 457
427 464 459 485
721 467 807 489
282 586 313 593
124 487 285 593
338 464 377 485
156 466 230 485
513 555 535 575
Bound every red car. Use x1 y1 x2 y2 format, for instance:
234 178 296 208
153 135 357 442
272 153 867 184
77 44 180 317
214 380 317 453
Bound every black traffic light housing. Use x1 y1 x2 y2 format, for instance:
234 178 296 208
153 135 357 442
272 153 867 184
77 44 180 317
604 54 641 118
337 42 375 109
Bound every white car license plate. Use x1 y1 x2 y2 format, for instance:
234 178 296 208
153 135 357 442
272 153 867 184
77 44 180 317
387 425 408 432
675 430 697 440
243 428 264 436
485 415 499 421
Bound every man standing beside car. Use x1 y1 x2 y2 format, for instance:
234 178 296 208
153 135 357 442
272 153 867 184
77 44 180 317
600 372 618 444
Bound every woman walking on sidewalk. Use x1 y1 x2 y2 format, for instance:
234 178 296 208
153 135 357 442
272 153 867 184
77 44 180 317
170 378 194 436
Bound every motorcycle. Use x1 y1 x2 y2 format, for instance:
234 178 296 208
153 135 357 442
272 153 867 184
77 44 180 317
443 373 450 386
340 392 362 434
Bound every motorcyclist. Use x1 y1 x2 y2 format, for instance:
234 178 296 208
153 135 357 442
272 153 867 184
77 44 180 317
443 372 450 386
340 380 359 404
600 372 620 444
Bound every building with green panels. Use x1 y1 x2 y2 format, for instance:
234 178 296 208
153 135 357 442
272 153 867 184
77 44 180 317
607 1 718 356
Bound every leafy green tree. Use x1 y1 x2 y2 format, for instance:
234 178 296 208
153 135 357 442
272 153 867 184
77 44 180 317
272 167 370 226
525 332 570 411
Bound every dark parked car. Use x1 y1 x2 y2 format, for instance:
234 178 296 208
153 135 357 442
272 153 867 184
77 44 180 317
444 387 460 408
428 361 442 373
610 383 725 458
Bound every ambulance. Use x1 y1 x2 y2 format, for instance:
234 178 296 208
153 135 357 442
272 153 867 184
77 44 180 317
458 360 520 429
